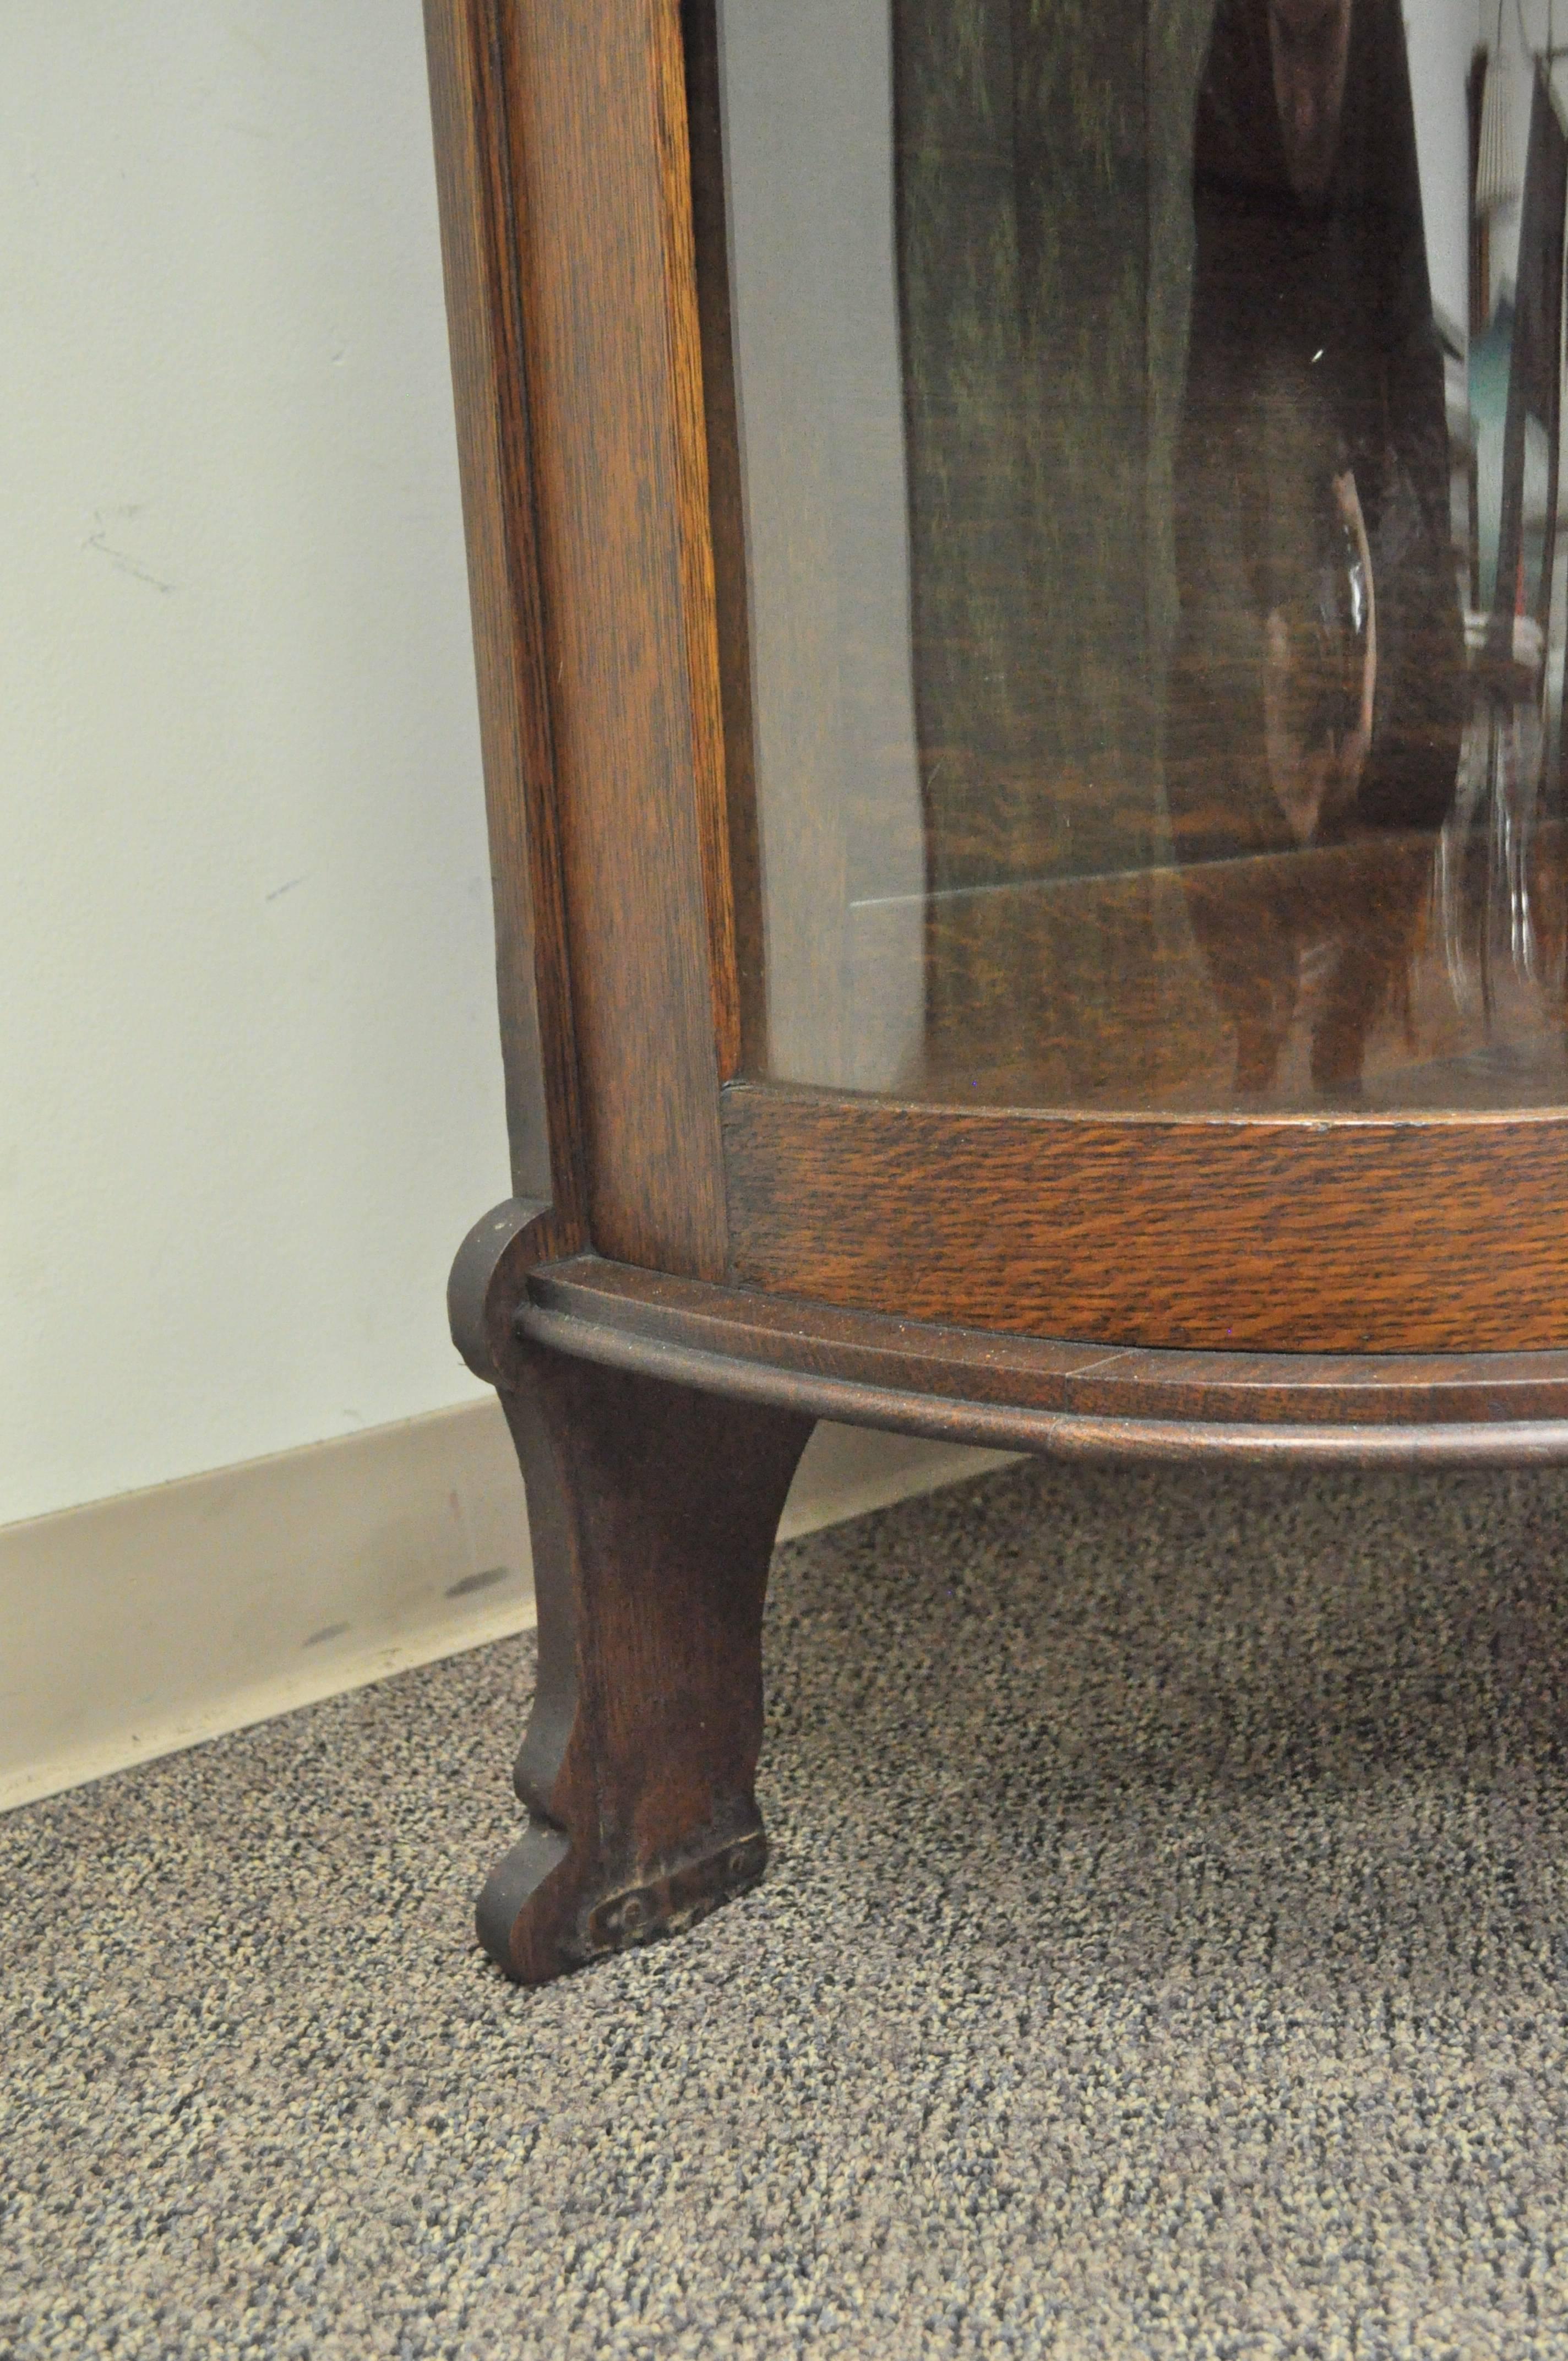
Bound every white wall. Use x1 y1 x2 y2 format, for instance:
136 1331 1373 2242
0 4 510 1528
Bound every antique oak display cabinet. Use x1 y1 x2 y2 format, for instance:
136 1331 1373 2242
425 0 1568 1983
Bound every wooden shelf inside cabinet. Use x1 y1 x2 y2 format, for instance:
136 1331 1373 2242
425 0 1568 1985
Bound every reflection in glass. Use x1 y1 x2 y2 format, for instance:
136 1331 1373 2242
698 0 1568 1110
1167 0 1464 1095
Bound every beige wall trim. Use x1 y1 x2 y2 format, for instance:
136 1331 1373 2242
0 1404 1014 1814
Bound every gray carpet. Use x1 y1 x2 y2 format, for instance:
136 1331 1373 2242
6 1456 1568 2358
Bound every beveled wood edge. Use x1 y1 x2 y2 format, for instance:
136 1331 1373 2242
651 0 743 1081
680 0 768 1078
423 0 588 1237
729 1074 1568 1132
515 1256 1568 1465
516 1302 1568 1465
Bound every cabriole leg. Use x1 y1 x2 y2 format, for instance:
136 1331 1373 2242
477 1337 813 1984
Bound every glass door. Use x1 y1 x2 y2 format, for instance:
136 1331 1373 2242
693 0 1568 1117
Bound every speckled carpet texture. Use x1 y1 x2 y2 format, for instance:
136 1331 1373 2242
6 1457 1568 2358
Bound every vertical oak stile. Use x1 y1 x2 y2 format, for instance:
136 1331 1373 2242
650 0 744 1087
423 0 588 1249
489 0 734 1279
676 0 768 1080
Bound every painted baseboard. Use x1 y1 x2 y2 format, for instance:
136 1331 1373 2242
0 1402 1015 1813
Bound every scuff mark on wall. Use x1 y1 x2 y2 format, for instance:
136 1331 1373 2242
83 504 177 595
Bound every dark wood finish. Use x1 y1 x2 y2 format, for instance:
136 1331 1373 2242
476 1336 812 1984
428 9 1568 1987
517 1254 1568 1462
723 1084 1568 1354
449 1196 556 1392
681 0 766 1081
527 1255 1568 1429
423 0 586 1242
430 0 735 1278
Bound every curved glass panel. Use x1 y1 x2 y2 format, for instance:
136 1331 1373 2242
692 0 1568 1111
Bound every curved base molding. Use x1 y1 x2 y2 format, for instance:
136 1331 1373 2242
519 1254 1568 1468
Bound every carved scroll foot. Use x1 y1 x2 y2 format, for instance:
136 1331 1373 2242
479 1337 812 1985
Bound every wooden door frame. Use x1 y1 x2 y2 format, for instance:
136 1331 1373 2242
427 0 736 1282
428 0 1568 1370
